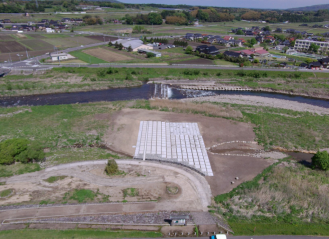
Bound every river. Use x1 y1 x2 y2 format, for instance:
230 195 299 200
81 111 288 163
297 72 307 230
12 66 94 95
1 84 329 108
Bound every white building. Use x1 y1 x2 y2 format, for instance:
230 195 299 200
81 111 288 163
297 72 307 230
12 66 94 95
111 39 153 52
46 28 55 33
51 53 68 61
294 39 329 51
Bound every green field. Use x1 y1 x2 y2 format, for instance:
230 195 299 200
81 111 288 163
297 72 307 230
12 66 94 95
230 223 329 236
70 50 108 64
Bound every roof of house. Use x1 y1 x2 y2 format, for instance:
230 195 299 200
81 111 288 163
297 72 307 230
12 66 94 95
223 36 231 40
224 51 241 57
255 49 269 55
240 49 254 55
51 53 67 57
309 61 322 67
320 57 329 63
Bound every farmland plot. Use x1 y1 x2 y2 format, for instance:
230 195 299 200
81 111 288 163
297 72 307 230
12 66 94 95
21 39 54 51
0 41 29 53
44 37 100 49
83 48 133 62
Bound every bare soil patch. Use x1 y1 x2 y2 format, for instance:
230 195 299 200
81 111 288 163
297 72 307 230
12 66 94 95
0 35 14 41
0 41 29 53
83 48 133 62
176 58 214 65
21 39 54 51
104 108 278 196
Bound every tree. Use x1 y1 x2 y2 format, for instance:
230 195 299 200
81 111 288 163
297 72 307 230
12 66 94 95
108 41 113 47
114 41 119 48
148 12 162 25
118 43 123 50
105 159 118 175
127 45 133 52
312 151 329 170
146 52 154 58
185 46 193 54
309 43 320 53
196 9 208 21
250 38 257 45
264 26 271 31
236 29 244 35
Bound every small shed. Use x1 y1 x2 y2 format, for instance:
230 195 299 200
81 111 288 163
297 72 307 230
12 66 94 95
169 215 189 226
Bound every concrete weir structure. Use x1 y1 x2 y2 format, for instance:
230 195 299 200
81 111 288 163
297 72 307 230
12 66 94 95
134 121 213 176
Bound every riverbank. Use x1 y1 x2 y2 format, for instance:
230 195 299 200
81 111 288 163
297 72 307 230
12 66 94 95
183 95 329 115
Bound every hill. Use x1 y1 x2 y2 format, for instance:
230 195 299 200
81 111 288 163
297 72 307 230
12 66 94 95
287 4 329 11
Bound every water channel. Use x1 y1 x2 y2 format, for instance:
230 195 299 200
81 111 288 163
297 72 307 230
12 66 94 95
0 83 329 108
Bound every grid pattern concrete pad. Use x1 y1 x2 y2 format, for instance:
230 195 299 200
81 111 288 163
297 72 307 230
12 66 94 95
134 121 213 176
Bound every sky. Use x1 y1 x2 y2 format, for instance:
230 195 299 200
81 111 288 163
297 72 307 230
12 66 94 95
121 0 328 9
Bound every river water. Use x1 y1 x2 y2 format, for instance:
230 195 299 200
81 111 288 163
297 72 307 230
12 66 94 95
1 83 329 108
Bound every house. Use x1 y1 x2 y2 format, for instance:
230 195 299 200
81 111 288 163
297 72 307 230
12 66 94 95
238 38 246 43
223 51 242 58
309 61 322 70
282 40 291 46
61 18 71 22
274 45 285 51
319 58 329 68
111 39 153 52
223 36 233 41
299 63 308 68
46 28 55 33
41 19 49 23
196 45 219 55
229 39 242 47
286 48 297 55
275 28 282 33
3 19 11 23
193 33 203 39
239 47 269 57
50 53 68 61
49 20 59 25
0 24 3 29
185 33 194 40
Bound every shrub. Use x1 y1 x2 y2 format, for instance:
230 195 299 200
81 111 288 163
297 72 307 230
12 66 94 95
312 151 329 170
105 159 118 175
185 46 193 54
146 52 154 58
97 70 106 77
0 139 44 165
126 73 133 81
216 72 222 76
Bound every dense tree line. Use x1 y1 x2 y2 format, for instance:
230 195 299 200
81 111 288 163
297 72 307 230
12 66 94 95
143 37 168 44
173 40 188 47
125 13 162 25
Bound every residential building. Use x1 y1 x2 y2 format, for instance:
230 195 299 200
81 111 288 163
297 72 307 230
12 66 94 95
274 45 286 51
319 58 329 68
46 28 55 33
223 51 242 58
51 53 68 61
294 39 329 51
286 48 298 55
196 45 219 55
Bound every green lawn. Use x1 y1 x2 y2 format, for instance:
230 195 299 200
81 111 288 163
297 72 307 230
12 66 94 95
0 229 162 239
230 223 329 236
70 50 108 64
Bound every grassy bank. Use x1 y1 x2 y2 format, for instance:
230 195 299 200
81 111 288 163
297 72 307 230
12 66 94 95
212 158 329 234
230 223 329 236
0 102 125 172
1 67 329 97
0 229 162 239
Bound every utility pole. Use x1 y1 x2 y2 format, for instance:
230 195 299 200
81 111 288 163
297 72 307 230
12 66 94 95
35 0 38 8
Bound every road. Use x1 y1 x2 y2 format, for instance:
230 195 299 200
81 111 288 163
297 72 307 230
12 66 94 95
157 237 329 239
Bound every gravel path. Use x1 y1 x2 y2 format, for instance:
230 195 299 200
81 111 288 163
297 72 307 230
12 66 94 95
183 95 329 115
